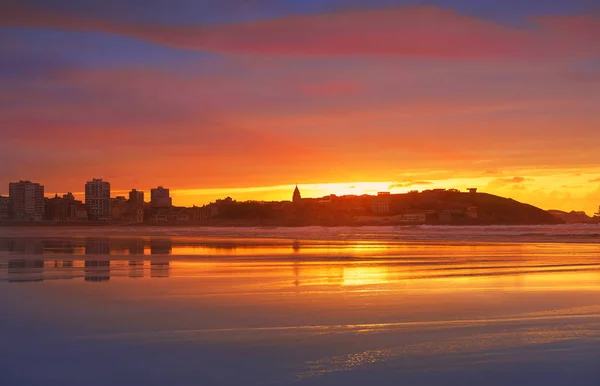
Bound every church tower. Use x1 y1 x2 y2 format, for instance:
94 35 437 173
292 184 301 203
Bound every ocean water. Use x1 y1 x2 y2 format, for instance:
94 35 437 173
0 225 599 385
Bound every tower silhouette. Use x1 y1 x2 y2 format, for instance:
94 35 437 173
293 184 301 203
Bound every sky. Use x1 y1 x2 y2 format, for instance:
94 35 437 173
1 0 600 214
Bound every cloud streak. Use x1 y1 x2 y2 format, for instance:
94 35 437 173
2 4 599 58
488 176 533 189
388 181 433 189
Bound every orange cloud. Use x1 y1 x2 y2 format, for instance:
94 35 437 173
388 181 433 189
2 4 599 58
487 177 532 189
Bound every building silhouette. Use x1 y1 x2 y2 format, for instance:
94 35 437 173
371 192 391 214
150 261 170 278
84 260 110 282
9 180 45 221
150 238 172 255
45 192 87 222
128 260 145 278
126 238 145 255
85 238 111 255
150 186 172 208
8 259 45 282
129 189 144 206
0 195 8 221
85 178 110 221
293 184 302 203
110 196 128 221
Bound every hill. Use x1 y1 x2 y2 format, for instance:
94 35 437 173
382 190 562 225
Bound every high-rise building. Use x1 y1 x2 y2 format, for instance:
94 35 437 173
150 186 172 207
8 181 45 221
0 195 9 221
129 189 144 206
85 178 110 221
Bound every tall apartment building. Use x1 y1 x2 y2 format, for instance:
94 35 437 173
8 181 45 221
0 195 9 221
85 178 111 221
150 186 172 207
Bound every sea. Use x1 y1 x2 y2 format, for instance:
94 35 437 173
1 225 599 386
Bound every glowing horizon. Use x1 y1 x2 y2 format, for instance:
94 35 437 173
21 168 600 215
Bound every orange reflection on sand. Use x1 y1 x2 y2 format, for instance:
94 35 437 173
342 266 390 286
170 241 391 258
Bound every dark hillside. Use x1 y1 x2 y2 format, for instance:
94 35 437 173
388 190 561 225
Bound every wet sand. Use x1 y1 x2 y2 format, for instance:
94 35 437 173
1 226 599 385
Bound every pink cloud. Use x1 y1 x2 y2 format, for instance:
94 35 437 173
2 4 599 58
297 81 362 97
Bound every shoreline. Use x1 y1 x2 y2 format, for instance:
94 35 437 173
1 220 595 228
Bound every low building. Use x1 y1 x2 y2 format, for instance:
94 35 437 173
148 207 190 223
110 196 128 221
45 193 86 222
467 206 478 219
188 205 216 221
130 208 144 223
398 211 428 223
547 210 591 224
371 192 390 214
129 189 144 206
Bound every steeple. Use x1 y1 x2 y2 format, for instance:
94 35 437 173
293 184 301 203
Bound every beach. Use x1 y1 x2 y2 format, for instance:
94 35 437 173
1 225 599 385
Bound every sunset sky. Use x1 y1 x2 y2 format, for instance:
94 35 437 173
1 0 600 213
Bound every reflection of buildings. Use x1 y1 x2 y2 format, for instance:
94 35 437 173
85 178 111 221
9 180 45 221
43 239 77 254
8 259 44 282
129 260 144 278
45 260 75 281
151 261 170 278
54 260 74 268
150 239 172 255
84 260 110 282
85 238 111 255
126 238 145 255
0 238 44 254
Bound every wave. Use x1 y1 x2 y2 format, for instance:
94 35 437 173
1 224 599 244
